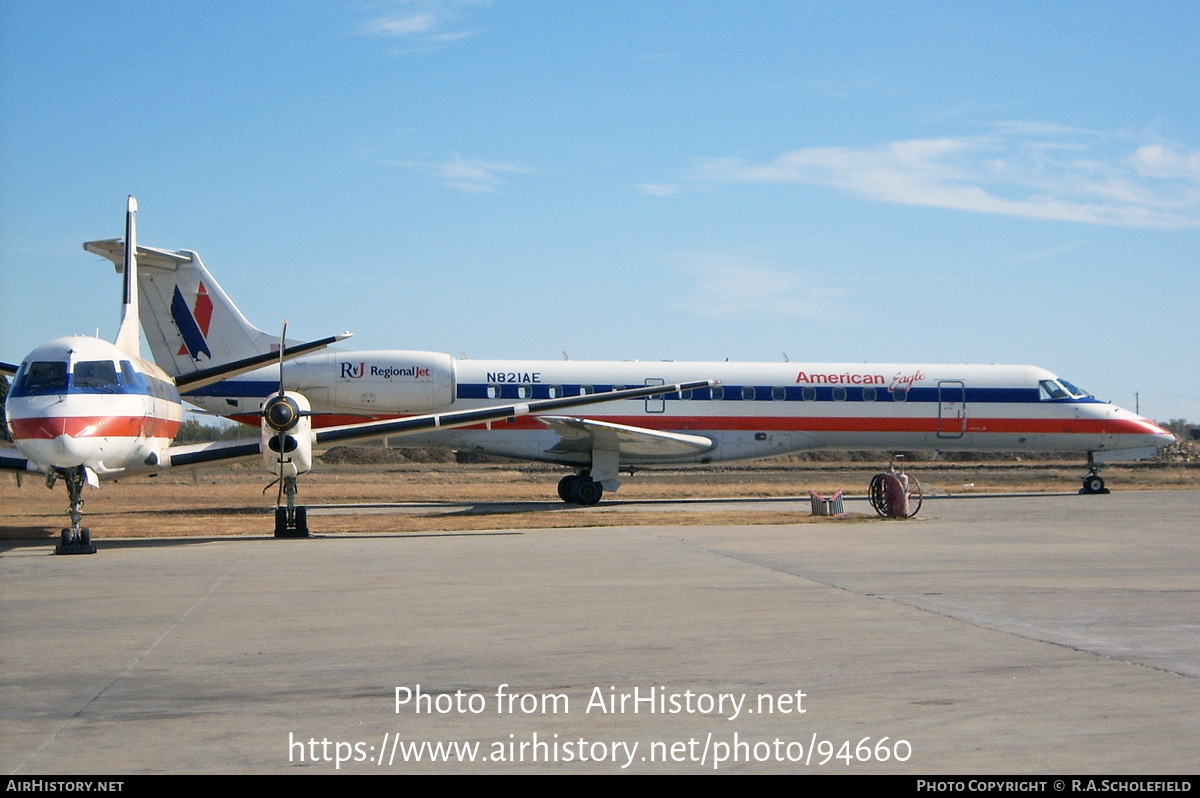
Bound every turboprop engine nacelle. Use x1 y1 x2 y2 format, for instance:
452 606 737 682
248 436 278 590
261 391 315 479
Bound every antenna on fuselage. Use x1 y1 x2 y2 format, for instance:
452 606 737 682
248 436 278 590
114 195 142 358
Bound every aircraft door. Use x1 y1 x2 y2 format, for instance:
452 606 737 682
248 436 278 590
937 380 966 438
644 378 665 413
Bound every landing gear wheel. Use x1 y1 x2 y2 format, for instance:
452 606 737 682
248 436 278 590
274 505 310 537
569 478 604 506
61 529 71 548
557 475 579 503
1082 474 1107 494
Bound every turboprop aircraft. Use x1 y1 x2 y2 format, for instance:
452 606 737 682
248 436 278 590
84 235 1177 506
0 198 712 552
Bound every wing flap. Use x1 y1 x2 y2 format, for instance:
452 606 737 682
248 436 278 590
538 416 714 458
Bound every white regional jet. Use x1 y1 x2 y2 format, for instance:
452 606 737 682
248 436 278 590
1 199 711 552
83 232 1177 507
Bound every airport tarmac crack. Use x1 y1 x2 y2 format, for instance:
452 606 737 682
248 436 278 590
8 562 239 775
656 529 1200 684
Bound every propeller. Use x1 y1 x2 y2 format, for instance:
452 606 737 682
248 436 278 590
261 321 296 508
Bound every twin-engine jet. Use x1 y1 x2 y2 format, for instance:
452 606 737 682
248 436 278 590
0 199 710 552
81 227 1176 506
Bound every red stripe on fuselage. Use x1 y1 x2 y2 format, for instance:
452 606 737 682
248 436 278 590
232 411 1159 437
10 416 181 440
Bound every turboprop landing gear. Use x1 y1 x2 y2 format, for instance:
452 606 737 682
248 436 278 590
54 467 96 555
274 475 309 538
557 473 604 505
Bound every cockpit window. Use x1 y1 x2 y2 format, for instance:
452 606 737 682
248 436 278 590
120 361 146 390
21 361 69 393
1039 379 1074 400
1058 379 1092 399
1040 378 1092 400
73 361 120 389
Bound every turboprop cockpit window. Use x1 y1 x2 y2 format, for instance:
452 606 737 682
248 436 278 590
16 361 68 394
73 360 120 390
120 361 146 390
1039 379 1070 400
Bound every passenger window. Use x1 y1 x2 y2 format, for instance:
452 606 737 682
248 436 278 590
611 385 625 392
517 385 532 399
548 385 562 399
862 387 876 402
741 386 755 401
580 385 593 395
892 387 907 402
802 386 816 401
771 386 786 401
711 386 725 400
680 389 692 400
833 387 847 401
487 384 501 399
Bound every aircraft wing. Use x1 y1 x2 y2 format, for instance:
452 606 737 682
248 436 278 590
538 416 714 458
164 380 717 468
1 362 18 379
0 449 32 472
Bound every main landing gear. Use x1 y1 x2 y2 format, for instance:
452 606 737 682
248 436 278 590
274 475 309 537
52 467 97 555
558 473 604 505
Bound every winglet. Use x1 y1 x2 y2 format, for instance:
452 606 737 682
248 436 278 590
113 196 142 357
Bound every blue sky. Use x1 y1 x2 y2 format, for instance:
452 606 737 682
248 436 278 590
2 1 1197 421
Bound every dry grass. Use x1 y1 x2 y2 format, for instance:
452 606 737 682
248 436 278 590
2 458 1195 542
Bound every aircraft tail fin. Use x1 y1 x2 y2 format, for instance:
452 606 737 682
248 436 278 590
113 196 142 358
85 236 277 378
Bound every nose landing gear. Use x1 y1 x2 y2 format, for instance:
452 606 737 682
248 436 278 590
1080 470 1108 495
1080 452 1110 495
53 467 97 554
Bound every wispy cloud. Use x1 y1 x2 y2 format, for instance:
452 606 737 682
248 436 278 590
677 256 845 320
388 154 530 193
361 1 481 47
1015 240 1088 263
686 126 1200 228
639 183 682 197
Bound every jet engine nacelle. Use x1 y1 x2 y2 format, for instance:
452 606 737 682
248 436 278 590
261 391 315 478
289 351 456 413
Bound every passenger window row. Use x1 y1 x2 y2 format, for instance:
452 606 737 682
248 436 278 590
475 384 908 402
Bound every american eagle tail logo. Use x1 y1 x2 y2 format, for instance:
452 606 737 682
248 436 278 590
171 282 214 361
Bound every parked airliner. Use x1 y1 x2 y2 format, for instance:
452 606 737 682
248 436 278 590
84 236 1177 505
0 199 710 551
